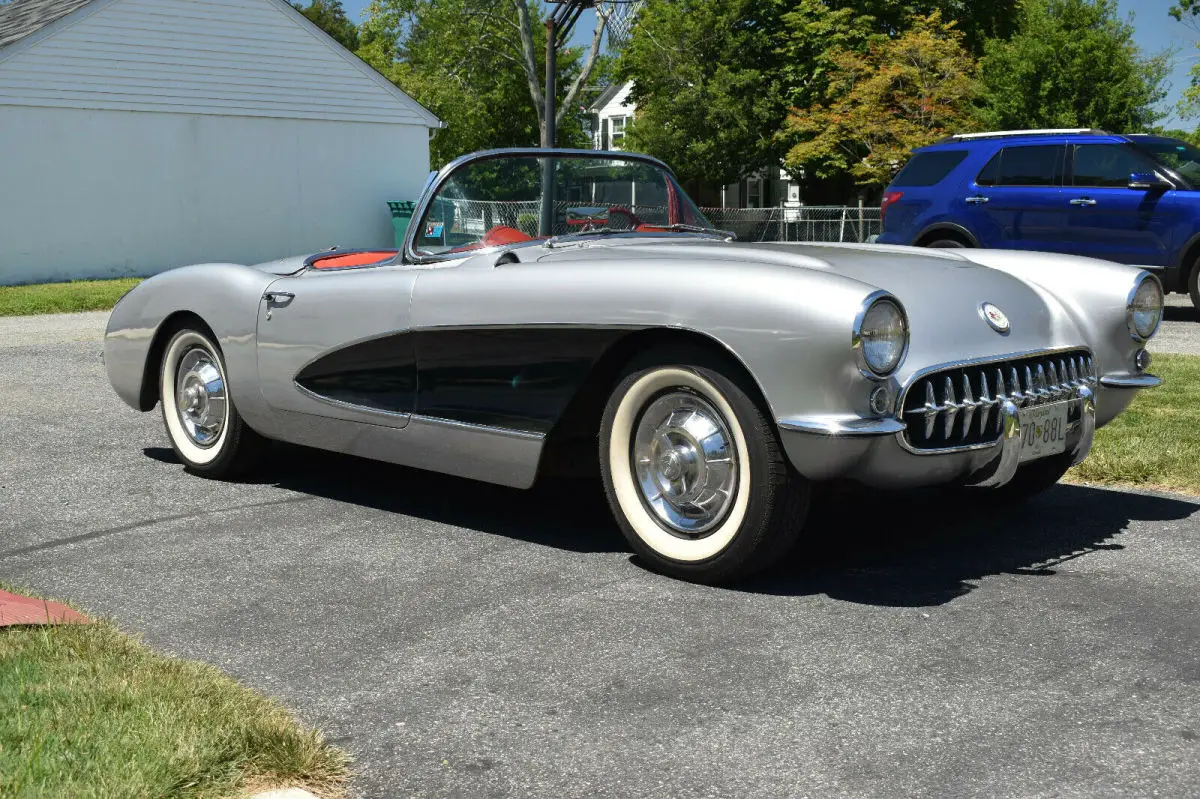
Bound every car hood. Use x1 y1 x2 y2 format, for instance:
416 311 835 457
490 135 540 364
541 237 1081 364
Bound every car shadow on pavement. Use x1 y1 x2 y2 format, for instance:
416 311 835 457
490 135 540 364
145 445 1199 604
735 483 1199 606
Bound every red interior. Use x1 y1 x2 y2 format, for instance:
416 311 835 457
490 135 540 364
310 250 399 269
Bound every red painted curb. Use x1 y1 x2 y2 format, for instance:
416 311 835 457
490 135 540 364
0 590 90 626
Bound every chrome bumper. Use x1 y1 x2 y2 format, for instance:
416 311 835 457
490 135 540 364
778 384 1098 490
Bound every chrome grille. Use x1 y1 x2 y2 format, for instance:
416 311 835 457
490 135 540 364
902 350 1095 450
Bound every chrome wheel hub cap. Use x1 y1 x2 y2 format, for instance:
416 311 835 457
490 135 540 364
633 391 738 536
175 347 227 447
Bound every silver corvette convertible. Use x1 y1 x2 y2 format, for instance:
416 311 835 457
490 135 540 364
105 148 1164 583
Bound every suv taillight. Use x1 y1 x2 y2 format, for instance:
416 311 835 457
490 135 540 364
881 191 903 224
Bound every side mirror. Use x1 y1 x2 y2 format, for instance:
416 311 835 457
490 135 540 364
1129 172 1171 191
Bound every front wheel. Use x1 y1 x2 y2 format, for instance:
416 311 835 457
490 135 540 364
924 238 968 249
159 327 266 479
599 352 810 583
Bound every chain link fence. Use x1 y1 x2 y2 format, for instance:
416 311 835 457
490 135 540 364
701 206 882 244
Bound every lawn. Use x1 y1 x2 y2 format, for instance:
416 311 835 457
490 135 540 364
0 595 348 798
0 278 142 316
1068 353 1200 496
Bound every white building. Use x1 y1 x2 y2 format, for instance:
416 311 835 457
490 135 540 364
0 0 442 285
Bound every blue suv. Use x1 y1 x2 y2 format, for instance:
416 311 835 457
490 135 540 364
877 129 1200 312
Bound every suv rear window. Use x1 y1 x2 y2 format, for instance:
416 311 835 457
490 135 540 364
976 145 1065 187
892 150 969 187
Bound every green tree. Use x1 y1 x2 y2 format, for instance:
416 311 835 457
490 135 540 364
785 13 978 189
358 1 609 163
617 0 1013 187
976 0 1168 132
616 0 789 186
292 0 360 51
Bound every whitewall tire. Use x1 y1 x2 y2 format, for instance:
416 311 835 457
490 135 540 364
159 327 265 478
599 350 810 583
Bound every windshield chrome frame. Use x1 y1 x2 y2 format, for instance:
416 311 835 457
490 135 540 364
403 147 700 265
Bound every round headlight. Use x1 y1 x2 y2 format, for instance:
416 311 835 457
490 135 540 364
856 297 909 376
1127 276 1163 341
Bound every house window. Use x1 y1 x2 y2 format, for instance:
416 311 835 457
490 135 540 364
746 177 764 208
610 116 628 150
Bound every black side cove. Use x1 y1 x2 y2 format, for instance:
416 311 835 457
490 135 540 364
295 333 417 414
295 327 628 433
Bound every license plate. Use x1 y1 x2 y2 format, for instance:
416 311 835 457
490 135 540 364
1018 402 1070 463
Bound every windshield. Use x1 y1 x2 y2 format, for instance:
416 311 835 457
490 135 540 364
411 153 718 257
1131 136 1200 186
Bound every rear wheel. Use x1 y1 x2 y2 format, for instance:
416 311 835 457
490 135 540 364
924 238 968 249
159 327 266 479
599 350 810 583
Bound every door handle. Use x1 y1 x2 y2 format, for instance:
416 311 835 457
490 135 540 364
263 291 295 305
965 195 990 205
1069 197 1097 206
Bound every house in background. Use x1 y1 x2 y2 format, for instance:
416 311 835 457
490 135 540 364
586 80 803 210
0 0 441 285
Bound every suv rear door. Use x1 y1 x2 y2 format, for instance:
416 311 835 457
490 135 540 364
960 142 1070 252
1060 142 1179 268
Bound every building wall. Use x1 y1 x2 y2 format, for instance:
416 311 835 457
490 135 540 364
0 106 430 284
0 0 438 126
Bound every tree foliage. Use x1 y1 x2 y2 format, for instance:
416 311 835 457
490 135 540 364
358 1 608 165
785 13 978 189
975 0 1167 132
292 0 360 51
617 0 1016 187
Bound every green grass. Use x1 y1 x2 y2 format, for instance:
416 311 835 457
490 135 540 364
1068 353 1200 496
0 592 348 798
0 278 142 316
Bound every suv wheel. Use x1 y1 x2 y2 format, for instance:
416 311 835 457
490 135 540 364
925 238 968 249
1190 259 1200 314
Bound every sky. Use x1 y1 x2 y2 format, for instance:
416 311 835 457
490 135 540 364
340 0 1198 130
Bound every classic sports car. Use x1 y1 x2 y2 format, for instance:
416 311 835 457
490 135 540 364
104 148 1164 583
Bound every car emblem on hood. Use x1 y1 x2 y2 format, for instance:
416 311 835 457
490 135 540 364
980 302 1010 334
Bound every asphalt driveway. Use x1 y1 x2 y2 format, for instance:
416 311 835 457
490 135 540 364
2 315 1200 798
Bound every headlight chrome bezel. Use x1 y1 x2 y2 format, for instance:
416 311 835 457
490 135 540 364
1126 273 1164 342
853 292 910 378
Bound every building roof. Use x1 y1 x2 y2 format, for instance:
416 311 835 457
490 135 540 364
0 0 94 49
587 83 626 114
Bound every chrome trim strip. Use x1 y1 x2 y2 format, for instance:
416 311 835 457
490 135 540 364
410 413 546 441
900 345 1094 389
1099 373 1162 389
294 382 412 422
778 416 906 436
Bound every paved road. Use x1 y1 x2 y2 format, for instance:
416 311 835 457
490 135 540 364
1153 294 1200 356
2 318 1200 798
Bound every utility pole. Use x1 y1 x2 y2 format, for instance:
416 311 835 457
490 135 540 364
540 1 593 236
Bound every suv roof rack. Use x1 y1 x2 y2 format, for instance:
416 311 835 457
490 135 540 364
936 128 1111 143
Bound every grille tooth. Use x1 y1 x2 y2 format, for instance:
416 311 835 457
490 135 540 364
923 381 937 439
1048 362 1060 398
978 370 991 435
960 373 975 439
1010 367 1023 405
943 375 958 439
1068 357 1079 386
